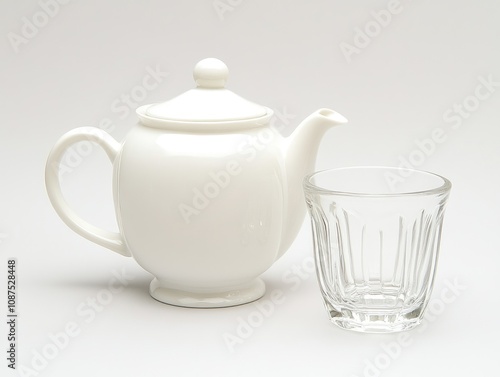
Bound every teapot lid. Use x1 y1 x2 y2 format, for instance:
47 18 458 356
138 58 270 127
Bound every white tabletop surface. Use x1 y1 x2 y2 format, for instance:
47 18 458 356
1 1 499 376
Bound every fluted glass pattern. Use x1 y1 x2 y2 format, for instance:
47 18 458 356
304 167 451 333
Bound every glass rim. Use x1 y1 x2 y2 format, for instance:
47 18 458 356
303 166 452 197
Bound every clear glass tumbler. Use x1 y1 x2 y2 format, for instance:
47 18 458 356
303 167 451 333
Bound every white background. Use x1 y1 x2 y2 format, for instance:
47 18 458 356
1 1 499 376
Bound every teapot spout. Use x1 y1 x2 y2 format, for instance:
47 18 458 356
277 108 347 259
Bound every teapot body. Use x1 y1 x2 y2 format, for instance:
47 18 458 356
45 58 347 308
115 122 286 304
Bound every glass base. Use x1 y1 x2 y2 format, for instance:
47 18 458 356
324 300 423 333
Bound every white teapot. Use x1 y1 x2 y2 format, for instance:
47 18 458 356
45 58 347 307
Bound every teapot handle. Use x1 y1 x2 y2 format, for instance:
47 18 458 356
45 127 130 257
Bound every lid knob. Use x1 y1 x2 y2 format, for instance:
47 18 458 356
193 58 228 89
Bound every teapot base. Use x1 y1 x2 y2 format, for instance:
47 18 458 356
149 278 266 308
